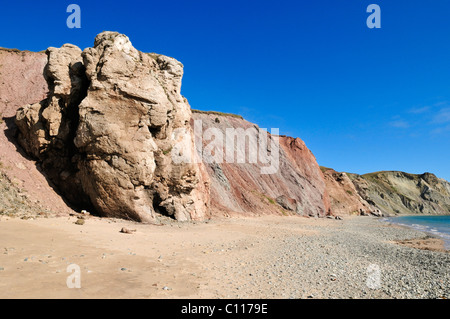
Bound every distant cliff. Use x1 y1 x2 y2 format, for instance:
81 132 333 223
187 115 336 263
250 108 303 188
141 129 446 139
322 168 450 216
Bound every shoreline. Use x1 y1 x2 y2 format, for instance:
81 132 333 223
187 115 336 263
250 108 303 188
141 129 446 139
381 215 450 251
0 214 449 299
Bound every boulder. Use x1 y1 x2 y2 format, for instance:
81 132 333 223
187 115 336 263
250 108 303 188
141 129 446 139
15 32 210 222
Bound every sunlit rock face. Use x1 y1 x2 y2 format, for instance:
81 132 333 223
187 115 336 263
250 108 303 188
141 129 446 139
16 32 210 222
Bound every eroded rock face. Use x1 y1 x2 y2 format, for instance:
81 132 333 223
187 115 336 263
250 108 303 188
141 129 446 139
15 32 210 222
192 112 331 218
15 44 89 207
322 168 450 216
321 167 375 216
350 171 450 216
0 49 75 216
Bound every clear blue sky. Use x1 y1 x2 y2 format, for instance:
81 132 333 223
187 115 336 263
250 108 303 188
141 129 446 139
1 0 450 180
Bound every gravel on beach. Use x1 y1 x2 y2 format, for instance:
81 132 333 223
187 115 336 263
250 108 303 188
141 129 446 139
203 217 450 299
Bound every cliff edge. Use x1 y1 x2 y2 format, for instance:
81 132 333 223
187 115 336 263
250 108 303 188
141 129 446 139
323 168 450 216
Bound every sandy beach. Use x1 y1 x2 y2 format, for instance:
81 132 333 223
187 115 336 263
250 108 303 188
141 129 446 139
0 214 448 299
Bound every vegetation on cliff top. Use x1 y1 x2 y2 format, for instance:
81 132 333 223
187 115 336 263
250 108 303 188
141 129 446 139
192 109 244 120
0 47 45 54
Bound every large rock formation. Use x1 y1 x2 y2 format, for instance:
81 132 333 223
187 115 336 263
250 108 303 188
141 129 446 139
323 169 450 216
351 171 450 216
0 48 74 215
2 35 333 222
321 167 378 216
14 32 210 222
5 33 448 221
192 111 331 217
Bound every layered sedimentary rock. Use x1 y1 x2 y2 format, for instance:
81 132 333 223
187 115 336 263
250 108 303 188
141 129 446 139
1 40 333 220
350 171 450 216
14 32 210 222
192 111 331 217
321 167 377 216
323 169 450 216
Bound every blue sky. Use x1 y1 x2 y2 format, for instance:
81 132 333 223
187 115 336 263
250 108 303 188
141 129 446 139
1 0 450 180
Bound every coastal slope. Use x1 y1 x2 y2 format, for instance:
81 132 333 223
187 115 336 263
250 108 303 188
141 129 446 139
192 111 331 218
351 171 450 216
1 38 449 220
323 168 450 216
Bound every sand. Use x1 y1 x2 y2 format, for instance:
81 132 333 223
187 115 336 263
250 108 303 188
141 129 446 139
0 214 449 299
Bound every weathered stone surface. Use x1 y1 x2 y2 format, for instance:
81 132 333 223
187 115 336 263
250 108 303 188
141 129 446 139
5 36 450 222
15 32 210 222
0 48 48 118
321 167 375 216
323 168 450 216
276 195 301 214
14 44 89 207
192 112 331 217
0 48 76 215
350 171 450 216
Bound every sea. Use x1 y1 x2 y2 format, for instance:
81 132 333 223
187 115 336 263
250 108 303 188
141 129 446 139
385 215 450 249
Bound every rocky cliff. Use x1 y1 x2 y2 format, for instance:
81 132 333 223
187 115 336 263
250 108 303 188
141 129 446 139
8 32 210 222
351 171 450 216
1 32 331 221
323 168 450 216
2 33 449 221
0 48 75 215
321 167 375 216
192 111 331 217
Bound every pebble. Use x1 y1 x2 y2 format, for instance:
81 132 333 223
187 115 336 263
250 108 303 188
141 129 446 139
120 227 136 234
75 219 85 226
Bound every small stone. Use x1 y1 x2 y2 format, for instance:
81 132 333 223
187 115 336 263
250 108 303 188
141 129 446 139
120 227 136 234
75 219 85 225
162 286 172 291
